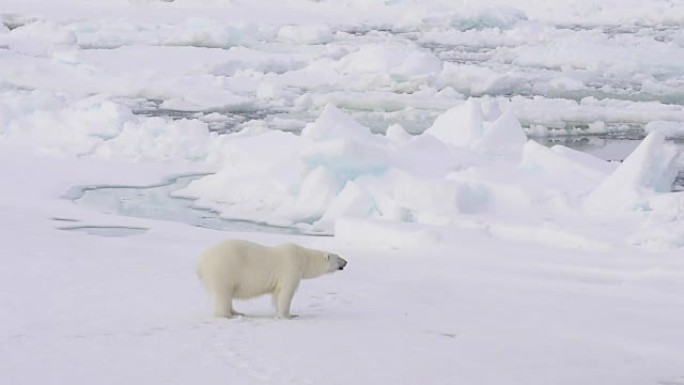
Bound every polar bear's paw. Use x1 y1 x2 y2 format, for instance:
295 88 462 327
276 313 299 320
214 309 244 319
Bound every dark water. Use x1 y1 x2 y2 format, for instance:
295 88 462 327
535 135 642 162
58 225 149 237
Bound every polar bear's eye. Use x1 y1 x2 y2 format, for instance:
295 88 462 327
326 254 330 261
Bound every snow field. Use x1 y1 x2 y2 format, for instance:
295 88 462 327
2 1 684 384
2 148 684 385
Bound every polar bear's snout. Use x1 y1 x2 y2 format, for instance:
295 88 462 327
326 253 347 272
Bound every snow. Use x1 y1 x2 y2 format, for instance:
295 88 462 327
4 146 684 385
2 0 684 384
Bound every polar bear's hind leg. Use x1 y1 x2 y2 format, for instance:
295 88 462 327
213 290 242 318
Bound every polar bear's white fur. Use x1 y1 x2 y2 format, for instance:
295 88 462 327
197 239 347 319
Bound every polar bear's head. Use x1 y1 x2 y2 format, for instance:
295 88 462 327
326 253 347 273
299 246 349 279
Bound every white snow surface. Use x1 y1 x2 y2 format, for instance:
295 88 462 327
3 141 684 385
3 0 684 384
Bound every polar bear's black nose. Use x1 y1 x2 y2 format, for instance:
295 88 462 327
339 259 347 270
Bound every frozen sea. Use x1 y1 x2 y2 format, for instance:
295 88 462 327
2 1 684 384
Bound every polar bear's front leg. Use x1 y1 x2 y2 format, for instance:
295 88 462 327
273 282 300 319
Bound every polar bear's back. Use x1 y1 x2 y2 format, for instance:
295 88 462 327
201 239 303 265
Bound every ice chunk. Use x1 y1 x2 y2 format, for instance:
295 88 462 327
5 20 76 55
94 118 213 162
175 130 303 225
481 97 503 121
283 166 343 223
550 145 616 175
301 104 377 142
585 131 682 212
385 123 412 143
476 110 527 155
338 44 442 78
179 106 393 227
302 138 389 177
521 140 613 185
314 181 375 231
1 96 135 156
425 99 484 147
300 104 389 177
425 98 527 155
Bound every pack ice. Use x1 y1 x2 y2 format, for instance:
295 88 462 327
175 99 684 251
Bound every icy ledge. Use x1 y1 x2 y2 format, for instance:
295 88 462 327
175 99 684 251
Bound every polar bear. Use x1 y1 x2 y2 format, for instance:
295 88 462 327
197 239 347 319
